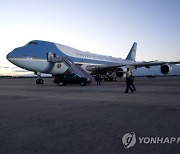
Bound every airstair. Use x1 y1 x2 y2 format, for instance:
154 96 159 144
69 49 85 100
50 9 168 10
47 53 94 83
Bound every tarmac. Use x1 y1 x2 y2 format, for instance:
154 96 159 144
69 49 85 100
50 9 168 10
0 76 180 154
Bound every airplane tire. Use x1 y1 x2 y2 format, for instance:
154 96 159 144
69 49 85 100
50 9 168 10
80 81 86 86
59 81 65 86
36 79 44 84
40 79 44 84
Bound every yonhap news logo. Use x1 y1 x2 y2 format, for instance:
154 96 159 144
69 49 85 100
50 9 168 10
122 132 136 148
122 132 180 149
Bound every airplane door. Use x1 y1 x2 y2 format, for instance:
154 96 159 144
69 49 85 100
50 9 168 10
47 52 56 62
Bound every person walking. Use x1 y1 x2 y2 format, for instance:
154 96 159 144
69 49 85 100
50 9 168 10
95 74 101 85
124 68 134 93
130 72 136 91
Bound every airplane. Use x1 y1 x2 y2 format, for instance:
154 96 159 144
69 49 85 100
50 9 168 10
6 40 180 85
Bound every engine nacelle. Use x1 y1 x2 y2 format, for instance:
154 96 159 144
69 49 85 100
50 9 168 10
115 67 126 78
160 64 172 74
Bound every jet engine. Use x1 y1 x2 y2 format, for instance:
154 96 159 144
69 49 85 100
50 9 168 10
115 67 126 78
160 64 172 74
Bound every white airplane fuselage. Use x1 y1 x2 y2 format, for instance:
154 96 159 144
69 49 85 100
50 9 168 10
7 40 134 75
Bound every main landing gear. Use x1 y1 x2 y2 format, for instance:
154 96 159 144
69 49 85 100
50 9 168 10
35 72 44 84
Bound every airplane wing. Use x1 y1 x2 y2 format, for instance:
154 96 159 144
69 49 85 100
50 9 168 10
86 61 180 74
131 61 180 68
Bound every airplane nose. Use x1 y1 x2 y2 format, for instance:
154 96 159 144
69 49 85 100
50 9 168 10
6 51 14 62
7 53 10 59
6 49 22 67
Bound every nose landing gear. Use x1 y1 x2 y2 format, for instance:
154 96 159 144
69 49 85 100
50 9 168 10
36 78 44 84
35 72 44 84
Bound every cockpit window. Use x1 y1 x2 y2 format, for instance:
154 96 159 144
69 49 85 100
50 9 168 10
28 41 38 45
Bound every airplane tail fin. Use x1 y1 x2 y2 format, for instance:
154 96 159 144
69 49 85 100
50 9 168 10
126 42 137 61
